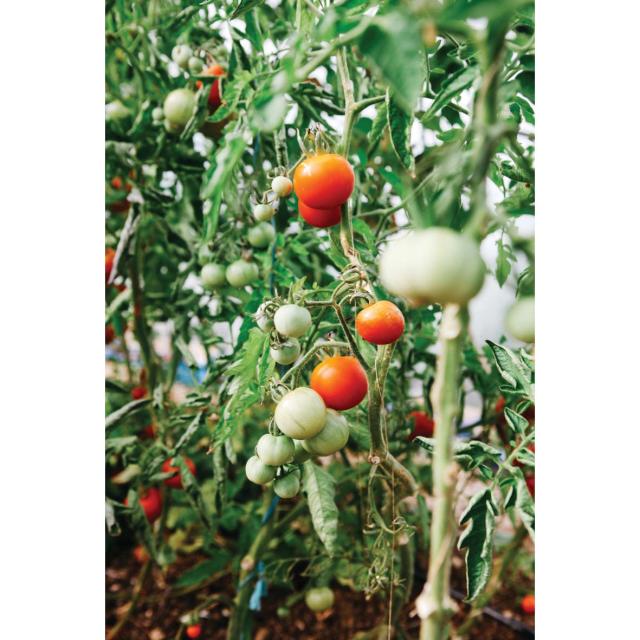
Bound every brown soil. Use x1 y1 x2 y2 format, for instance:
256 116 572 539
106 550 534 639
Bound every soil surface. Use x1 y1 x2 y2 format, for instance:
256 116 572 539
106 549 534 639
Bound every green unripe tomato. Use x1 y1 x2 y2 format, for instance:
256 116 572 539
273 473 301 499
293 439 311 463
201 263 226 290
273 304 312 338
305 587 335 612
256 434 295 466
197 244 214 266
226 260 259 287
248 222 275 249
380 228 485 306
253 203 275 222
171 44 193 69
255 302 275 332
163 88 196 127
270 338 300 365
302 410 349 456
106 100 131 121
505 296 535 343
274 387 327 440
151 106 164 122
245 455 276 485
188 56 204 74
271 176 293 198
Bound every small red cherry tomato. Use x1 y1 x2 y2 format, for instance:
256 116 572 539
206 64 225 110
310 356 368 410
298 200 342 228
161 456 196 489
185 623 202 639
355 300 405 345
125 487 162 523
293 153 355 209
521 593 535 615
525 474 535 498
105 324 115 344
408 411 435 439
131 385 147 400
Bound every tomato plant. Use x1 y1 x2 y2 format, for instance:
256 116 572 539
106 1 535 638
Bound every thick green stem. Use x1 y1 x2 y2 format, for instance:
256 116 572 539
417 305 469 640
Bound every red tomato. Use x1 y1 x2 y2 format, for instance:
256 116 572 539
195 80 203 90
298 200 341 228
105 248 116 284
111 176 123 190
133 545 148 563
131 385 147 400
186 624 202 639
293 153 355 209
162 456 196 489
310 356 368 410
495 396 506 416
125 487 162 523
141 424 156 440
206 64 225 110
408 411 435 439
521 593 535 615
525 474 535 498
355 300 405 345
105 324 115 344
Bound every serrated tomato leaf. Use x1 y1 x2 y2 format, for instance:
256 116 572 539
303 461 339 556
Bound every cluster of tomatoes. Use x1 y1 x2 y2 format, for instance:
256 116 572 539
293 153 355 228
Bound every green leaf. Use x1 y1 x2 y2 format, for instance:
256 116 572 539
486 340 534 401
414 438 502 472
421 65 478 124
303 460 339 556
504 407 528 436
495 235 516 287
105 398 151 430
201 130 248 241
386 91 415 174
106 500 121 536
359 11 425 113
502 470 535 540
230 0 264 19
458 488 499 601
174 552 231 588
174 412 205 453
367 102 388 151
251 92 288 133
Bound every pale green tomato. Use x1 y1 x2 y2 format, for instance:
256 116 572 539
505 296 535 343
226 260 259 287
197 244 214 266
302 410 349 456
274 387 327 439
270 338 300 365
305 587 335 612
256 434 295 466
271 176 293 198
200 263 226 290
188 56 204 74
255 302 275 332
248 222 276 248
171 44 193 69
151 106 164 122
106 100 130 121
274 304 312 338
293 439 311 463
273 473 301 499
245 456 276 485
163 88 196 127
380 228 485 306
253 203 275 222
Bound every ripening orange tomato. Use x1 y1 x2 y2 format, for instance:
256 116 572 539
310 356 368 410
133 545 149 563
355 300 405 345
408 411 435 439
298 200 341 228
293 153 355 209
105 248 116 284
161 456 196 489
205 64 225 110
521 593 535 615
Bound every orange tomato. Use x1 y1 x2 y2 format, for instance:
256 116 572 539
310 356 368 410
205 64 225 110
133 545 149 563
105 248 116 284
408 411 435 439
161 456 196 489
521 593 535 615
355 300 405 345
298 200 341 228
293 153 355 209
